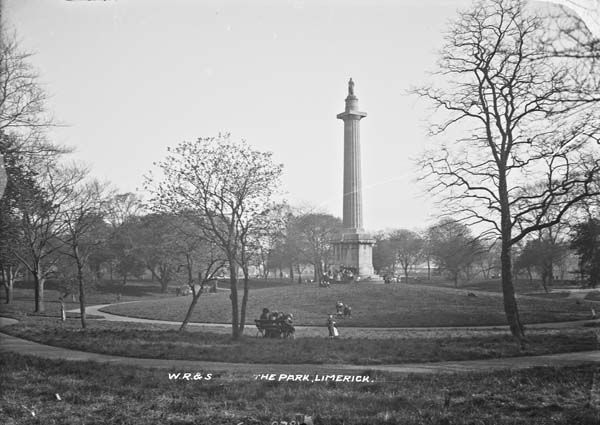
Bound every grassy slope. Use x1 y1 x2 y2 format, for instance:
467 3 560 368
1 353 598 425
3 318 597 365
101 283 591 327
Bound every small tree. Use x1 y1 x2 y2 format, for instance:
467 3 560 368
388 229 424 283
146 134 282 339
292 212 342 284
372 233 398 278
58 173 111 328
571 218 600 288
428 220 483 287
135 213 181 293
516 235 567 292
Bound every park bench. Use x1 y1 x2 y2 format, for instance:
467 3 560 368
254 319 294 339
255 319 282 338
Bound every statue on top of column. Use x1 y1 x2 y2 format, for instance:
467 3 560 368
348 78 355 96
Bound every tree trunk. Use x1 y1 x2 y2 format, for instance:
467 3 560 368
427 258 431 281
240 266 250 334
180 292 201 332
1 266 14 304
500 239 524 343
499 168 525 343
289 264 294 282
33 264 45 313
229 262 240 339
541 269 549 294
160 274 169 293
403 265 409 285
185 254 194 286
76 254 86 329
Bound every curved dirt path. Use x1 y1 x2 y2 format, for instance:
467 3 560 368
80 302 599 339
1 324 598 376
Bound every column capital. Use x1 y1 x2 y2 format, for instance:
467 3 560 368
337 110 367 120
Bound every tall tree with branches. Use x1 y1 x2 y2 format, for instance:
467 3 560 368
146 134 282 339
415 0 600 342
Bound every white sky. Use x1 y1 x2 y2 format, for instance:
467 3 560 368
4 0 556 232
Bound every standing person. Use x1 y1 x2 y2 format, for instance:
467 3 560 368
283 313 295 339
327 315 338 339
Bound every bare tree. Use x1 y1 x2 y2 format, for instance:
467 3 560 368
58 173 111 328
414 0 600 342
292 212 342 284
428 220 484 288
13 164 87 312
146 134 282 339
0 29 65 190
388 229 424 284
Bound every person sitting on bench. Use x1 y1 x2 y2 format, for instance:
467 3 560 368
260 307 270 320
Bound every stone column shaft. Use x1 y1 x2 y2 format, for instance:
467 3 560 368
343 117 363 231
337 95 367 233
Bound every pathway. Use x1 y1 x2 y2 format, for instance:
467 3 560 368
1 315 599 376
77 302 600 339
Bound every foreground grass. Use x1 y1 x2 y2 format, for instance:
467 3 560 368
3 318 597 365
1 353 598 424
101 283 591 327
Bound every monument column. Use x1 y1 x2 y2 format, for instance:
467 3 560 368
333 78 379 281
338 78 367 232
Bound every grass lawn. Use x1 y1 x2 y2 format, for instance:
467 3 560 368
0 280 174 320
1 353 598 424
2 318 597 365
431 278 585 294
101 283 591 327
